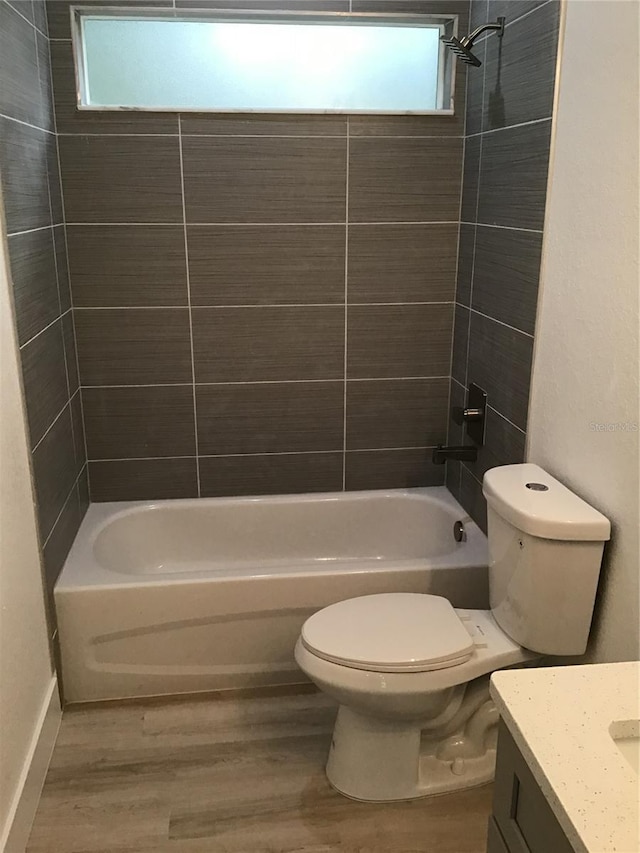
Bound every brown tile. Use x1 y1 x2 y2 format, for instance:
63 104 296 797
36 31 54 132
484 2 559 131
32 404 77 540
467 311 534 431
89 458 198 502
20 319 69 448
452 304 469 385
32 0 47 34
70 390 86 475
46 0 173 39
50 41 179 135
74 308 192 386
456 224 475 307
488 0 551 26
0 119 51 233
6 0 34 24
347 304 453 379
176 0 348 8
53 226 71 311
59 136 183 224
345 448 444 490
464 39 485 137
346 378 448 449
188 225 345 306
77 467 89 518
464 405 526 480
182 137 346 223
82 386 196 460
181 114 347 136
62 311 79 394
67 226 188 307
460 464 487 533
7 227 60 345
460 135 481 224
0 2 42 128
199 452 343 497
196 382 344 455
447 377 466 447
472 225 542 335
348 224 457 304
192 307 344 383
477 120 552 230
43 484 81 613
349 138 463 223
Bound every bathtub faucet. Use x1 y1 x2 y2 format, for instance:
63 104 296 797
432 445 478 465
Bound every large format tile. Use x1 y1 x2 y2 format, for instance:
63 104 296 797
74 308 192 386
345 448 445 490
465 405 526 480
472 225 543 334
460 464 488 533
89 458 199 502
46 0 173 39
31 403 77 541
176 0 348 10
349 138 463 223
70 390 86 475
82 386 196 460
187 225 345 306
466 311 534 431
347 224 457 304
182 137 347 223
488 0 551 26
460 135 481 224
50 41 179 135
456 224 475 307
346 378 448 449
67 226 188 307
484 1 559 131
53 225 71 311
192 306 344 383
0 2 43 128
451 304 469 386
0 118 51 233
8 227 60 345
181 113 347 136
59 136 183 224
196 381 344 455
62 311 79 394
42 484 82 615
477 120 552 230
464 39 486 137
20 319 69 448
199 452 343 498
347 304 453 379
35 30 54 132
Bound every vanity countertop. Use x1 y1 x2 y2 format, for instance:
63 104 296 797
490 661 640 853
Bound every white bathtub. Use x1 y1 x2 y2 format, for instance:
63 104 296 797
55 487 488 703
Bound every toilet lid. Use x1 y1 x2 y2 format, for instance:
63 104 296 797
301 593 475 673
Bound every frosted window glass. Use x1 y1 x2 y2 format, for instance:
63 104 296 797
80 16 444 113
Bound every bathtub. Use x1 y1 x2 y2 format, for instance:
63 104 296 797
55 487 489 703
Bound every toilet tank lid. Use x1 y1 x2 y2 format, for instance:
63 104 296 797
482 464 611 541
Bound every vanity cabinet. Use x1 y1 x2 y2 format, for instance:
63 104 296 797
487 721 575 853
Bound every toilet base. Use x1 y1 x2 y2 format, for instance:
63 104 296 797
326 697 499 802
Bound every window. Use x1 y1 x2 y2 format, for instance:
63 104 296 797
72 8 459 114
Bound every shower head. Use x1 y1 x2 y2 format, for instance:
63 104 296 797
440 35 482 66
440 17 505 68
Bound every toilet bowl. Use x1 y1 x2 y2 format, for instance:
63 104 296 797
294 593 536 801
294 464 611 802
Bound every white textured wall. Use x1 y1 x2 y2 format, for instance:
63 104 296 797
528 0 639 662
0 202 55 844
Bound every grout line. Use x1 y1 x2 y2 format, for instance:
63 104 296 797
30 398 70 456
41 462 88 549
469 307 534 339
177 114 201 497
72 301 455 310
55 132 464 140
466 116 552 140
2 0 48 38
5 223 54 239
64 220 461 227
486 404 527 435
461 221 544 235
18 308 71 351
342 119 350 490
86 447 439 463
80 376 451 390
0 110 55 136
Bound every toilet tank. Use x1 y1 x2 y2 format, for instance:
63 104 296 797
483 464 610 656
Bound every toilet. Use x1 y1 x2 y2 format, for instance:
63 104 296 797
294 464 611 802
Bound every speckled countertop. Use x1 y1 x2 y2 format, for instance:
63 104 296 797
491 662 640 853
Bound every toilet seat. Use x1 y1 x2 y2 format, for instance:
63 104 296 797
301 593 475 673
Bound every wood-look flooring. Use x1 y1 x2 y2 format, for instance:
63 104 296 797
27 687 493 853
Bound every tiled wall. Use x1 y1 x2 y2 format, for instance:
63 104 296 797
46 0 471 501
447 0 560 529
0 0 87 627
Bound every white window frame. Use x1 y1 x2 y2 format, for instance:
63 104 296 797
70 6 460 115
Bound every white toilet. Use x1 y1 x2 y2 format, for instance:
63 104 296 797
294 464 611 802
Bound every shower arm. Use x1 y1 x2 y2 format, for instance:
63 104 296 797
459 18 505 49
